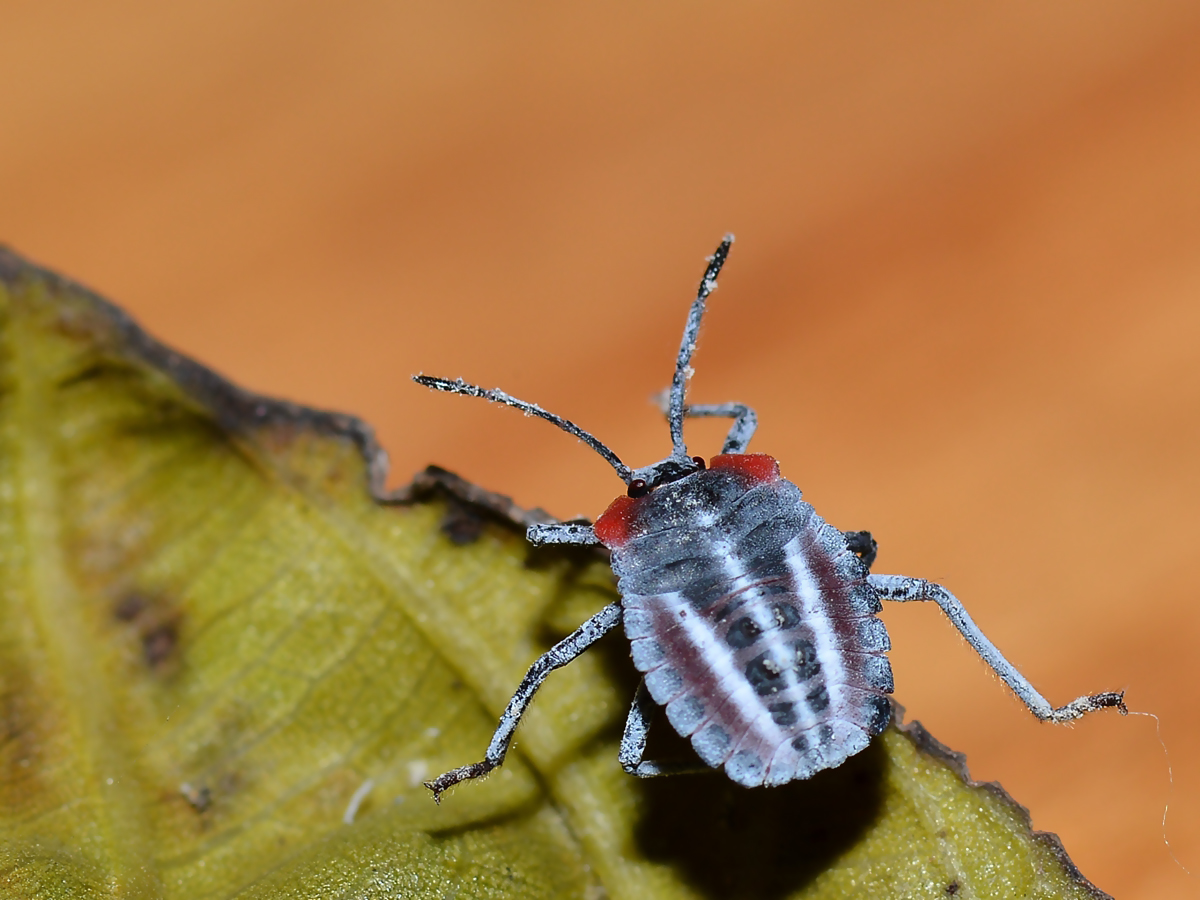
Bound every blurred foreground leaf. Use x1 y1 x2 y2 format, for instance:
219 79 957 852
0 248 1111 899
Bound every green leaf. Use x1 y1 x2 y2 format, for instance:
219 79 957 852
0 248 1110 899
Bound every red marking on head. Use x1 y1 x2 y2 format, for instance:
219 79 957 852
709 453 781 484
594 495 642 548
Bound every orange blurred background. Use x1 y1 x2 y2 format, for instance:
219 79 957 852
3 3 1199 896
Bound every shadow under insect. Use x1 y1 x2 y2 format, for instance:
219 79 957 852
631 715 888 900
586 626 888 900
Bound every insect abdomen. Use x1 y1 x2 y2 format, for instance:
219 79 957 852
599 460 894 787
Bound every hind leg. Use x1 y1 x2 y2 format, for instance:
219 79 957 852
870 574 1125 722
618 680 713 777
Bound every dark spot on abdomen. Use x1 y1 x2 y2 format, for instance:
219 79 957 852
771 601 801 629
792 639 821 681
745 653 785 695
726 616 762 649
805 684 830 712
768 702 798 727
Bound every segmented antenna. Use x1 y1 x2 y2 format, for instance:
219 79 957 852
668 235 734 459
413 375 633 483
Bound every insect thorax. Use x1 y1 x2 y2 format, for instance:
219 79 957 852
594 454 894 787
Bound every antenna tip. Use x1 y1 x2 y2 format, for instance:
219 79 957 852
723 232 735 243
413 374 462 393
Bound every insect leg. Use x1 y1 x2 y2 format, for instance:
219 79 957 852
527 522 600 545
424 601 623 802
654 392 759 453
618 680 717 777
869 574 1126 723
679 402 759 454
618 679 656 774
843 530 878 570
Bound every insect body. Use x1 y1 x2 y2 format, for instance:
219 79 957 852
596 452 892 787
416 236 1125 801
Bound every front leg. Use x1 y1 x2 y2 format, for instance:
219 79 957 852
527 522 600 546
424 601 623 802
869 574 1126 723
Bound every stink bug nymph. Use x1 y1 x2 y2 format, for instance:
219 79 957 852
415 235 1125 801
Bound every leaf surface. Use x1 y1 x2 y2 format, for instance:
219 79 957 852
0 249 1109 899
